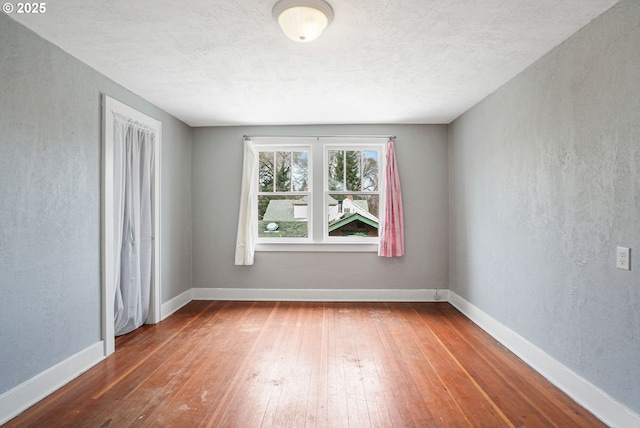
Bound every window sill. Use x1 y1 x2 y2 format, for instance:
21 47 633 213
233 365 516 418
255 242 379 253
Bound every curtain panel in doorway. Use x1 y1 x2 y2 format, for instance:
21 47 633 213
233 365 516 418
112 113 156 336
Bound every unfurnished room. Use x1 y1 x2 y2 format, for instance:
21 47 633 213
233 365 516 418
0 0 638 427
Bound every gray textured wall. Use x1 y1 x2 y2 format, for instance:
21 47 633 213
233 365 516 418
0 14 192 395
192 124 449 291
449 0 640 414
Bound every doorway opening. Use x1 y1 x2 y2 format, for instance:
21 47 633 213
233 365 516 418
101 95 162 356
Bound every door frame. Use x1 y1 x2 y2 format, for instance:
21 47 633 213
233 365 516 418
101 95 162 356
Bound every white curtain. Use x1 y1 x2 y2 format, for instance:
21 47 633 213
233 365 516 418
113 113 155 336
235 138 258 265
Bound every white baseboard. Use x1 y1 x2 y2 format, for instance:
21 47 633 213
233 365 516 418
161 288 193 321
448 291 640 428
191 287 448 302
0 341 105 426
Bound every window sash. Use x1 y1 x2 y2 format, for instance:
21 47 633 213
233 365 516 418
256 145 312 243
323 144 383 243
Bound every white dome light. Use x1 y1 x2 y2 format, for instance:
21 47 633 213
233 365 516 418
273 0 334 43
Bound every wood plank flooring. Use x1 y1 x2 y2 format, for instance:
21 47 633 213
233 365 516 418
4 301 605 428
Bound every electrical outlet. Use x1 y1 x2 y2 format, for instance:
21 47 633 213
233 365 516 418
616 247 630 270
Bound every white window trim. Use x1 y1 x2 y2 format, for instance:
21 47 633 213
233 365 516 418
251 138 385 253
255 242 379 252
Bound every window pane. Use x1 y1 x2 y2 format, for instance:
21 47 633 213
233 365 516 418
292 151 308 191
327 194 379 237
328 149 379 192
275 151 291 192
259 195 308 238
362 150 379 192
259 151 274 192
327 150 344 191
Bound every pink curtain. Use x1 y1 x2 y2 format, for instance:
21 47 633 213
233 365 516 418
379 139 404 257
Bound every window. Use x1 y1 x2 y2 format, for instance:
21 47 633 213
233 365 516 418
257 147 311 241
325 147 381 241
253 139 384 251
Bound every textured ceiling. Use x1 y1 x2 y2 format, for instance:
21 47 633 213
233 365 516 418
9 0 618 126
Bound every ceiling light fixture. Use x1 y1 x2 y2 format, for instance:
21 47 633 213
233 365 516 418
272 0 334 43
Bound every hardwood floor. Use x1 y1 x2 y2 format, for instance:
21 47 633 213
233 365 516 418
5 301 604 428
